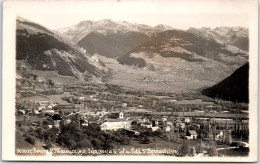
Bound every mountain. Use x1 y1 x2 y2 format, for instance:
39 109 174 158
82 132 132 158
187 26 249 51
55 19 249 92
77 31 150 58
56 19 172 43
155 24 173 31
117 29 248 82
16 16 110 82
202 63 249 103
56 20 173 58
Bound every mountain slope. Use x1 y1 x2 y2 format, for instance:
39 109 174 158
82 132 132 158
77 31 150 58
56 19 173 58
16 17 110 81
187 26 249 51
56 19 172 44
117 29 248 81
202 63 249 103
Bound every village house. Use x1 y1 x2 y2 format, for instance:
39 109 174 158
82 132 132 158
141 117 149 123
215 131 224 140
141 122 152 128
52 114 62 128
36 76 46 83
176 122 186 129
107 111 124 119
184 117 191 123
95 109 109 117
81 119 89 127
63 117 72 125
33 109 40 115
53 121 60 128
152 120 159 127
48 103 56 109
164 123 173 132
48 124 53 129
37 100 50 110
41 109 55 116
17 109 26 115
123 129 140 136
186 130 198 140
162 116 168 122
151 126 160 132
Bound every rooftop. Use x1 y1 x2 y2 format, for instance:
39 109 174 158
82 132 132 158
104 119 129 122
188 130 198 135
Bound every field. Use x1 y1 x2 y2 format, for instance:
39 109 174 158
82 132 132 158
98 55 215 93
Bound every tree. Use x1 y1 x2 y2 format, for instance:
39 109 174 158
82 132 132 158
189 146 196 156
92 138 102 149
120 136 130 145
42 120 50 129
104 140 117 150
45 127 59 142
67 139 77 149
35 127 44 139
131 121 137 125
47 79 55 88
181 140 190 156
77 139 92 149
24 135 36 145
153 129 163 137
143 136 151 144
208 141 218 156
226 131 232 145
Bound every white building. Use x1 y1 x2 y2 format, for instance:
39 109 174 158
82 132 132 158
141 122 152 128
151 126 160 132
184 117 191 123
100 119 131 131
186 130 198 140
215 131 224 140
119 111 124 119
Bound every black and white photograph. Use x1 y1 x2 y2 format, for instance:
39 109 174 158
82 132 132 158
2 0 258 162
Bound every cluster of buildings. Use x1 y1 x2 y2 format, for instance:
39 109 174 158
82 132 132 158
16 97 249 148
16 100 57 116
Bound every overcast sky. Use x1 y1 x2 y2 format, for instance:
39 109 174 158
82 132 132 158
15 0 251 30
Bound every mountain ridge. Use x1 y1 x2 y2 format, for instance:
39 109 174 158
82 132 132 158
16 16 110 82
202 63 249 103
187 26 249 51
55 19 174 44
117 29 248 82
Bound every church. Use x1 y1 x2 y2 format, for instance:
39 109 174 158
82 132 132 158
100 111 131 131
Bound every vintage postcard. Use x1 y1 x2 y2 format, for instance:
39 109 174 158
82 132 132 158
2 0 258 162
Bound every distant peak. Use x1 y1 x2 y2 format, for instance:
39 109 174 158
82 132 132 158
102 19 113 22
96 19 114 23
77 20 93 26
201 27 211 30
155 24 172 30
214 26 227 30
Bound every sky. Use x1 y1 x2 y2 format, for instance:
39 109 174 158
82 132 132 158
13 0 252 30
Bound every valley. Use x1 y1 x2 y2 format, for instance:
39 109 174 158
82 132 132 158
98 55 215 93
15 16 249 157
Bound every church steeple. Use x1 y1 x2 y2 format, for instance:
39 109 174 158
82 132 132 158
119 111 124 119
